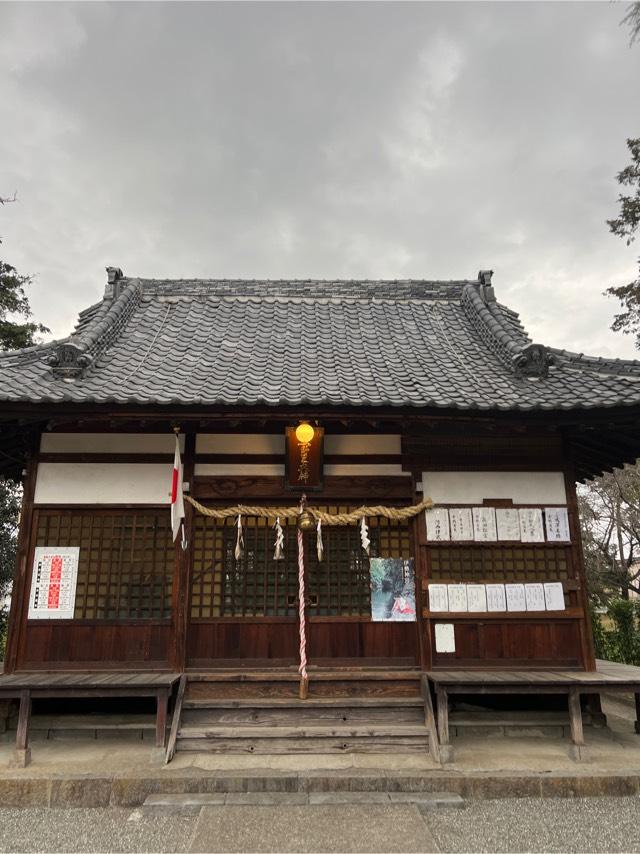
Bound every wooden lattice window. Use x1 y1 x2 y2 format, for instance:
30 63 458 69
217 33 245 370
428 545 572 583
190 507 411 619
32 510 174 620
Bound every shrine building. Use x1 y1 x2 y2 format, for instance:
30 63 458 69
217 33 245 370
2 267 640 766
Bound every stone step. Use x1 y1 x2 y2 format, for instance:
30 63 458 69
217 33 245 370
142 791 463 810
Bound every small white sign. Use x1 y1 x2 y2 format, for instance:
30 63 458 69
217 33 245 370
447 584 468 612
428 584 449 613
448 508 474 541
518 508 545 543
28 547 79 620
486 583 507 612
425 508 451 541
467 584 488 613
434 623 456 653
505 583 526 612
496 508 521 541
524 582 546 611
544 582 566 611
472 507 497 542
545 507 571 542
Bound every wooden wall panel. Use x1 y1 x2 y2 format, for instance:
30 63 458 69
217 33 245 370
20 623 171 669
430 620 582 669
187 621 299 665
309 622 418 664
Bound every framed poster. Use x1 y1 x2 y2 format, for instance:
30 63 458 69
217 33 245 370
370 558 416 622
28 547 79 620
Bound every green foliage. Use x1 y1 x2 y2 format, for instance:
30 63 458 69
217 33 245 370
0 259 49 350
590 599 640 665
606 138 640 344
590 605 609 660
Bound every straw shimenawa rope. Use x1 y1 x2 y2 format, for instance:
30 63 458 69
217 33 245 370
185 494 434 524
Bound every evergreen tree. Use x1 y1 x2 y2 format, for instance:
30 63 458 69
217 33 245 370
607 138 640 343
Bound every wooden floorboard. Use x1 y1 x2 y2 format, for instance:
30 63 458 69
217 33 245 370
427 660 640 689
0 671 180 691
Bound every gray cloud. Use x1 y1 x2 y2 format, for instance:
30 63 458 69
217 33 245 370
1 1 639 359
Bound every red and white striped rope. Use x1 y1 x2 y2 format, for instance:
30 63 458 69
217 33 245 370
297 527 308 682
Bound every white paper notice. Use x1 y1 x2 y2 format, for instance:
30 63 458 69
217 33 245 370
544 582 566 611
505 583 526 612
28 546 79 620
496 508 521 541
425 508 451 541
434 623 456 653
545 507 571 542
447 584 468 612
472 507 497 542
467 584 488 613
486 583 507 612
428 584 449 613
448 508 474 542
518 508 545 543
524 583 546 611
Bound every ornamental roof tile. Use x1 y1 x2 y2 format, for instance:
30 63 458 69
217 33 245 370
2 272 640 412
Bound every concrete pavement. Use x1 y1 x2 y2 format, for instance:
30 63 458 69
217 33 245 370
2 797 640 852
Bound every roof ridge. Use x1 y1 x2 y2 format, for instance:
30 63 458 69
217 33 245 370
132 277 476 302
46 280 142 378
461 275 552 378
549 347 640 376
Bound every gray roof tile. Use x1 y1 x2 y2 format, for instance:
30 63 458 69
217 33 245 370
2 275 640 411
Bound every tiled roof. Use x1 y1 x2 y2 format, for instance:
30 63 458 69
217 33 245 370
2 270 640 411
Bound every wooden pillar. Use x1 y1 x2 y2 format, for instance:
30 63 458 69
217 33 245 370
4 437 39 675
13 690 31 768
563 466 596 671
409 472 432 671
155 689 169 748
170 431 196 673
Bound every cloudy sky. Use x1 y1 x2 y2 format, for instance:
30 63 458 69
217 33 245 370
1 1 639 358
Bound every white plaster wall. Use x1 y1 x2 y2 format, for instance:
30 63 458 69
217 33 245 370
420 471 567 504
40 433 181 453
34 463 170 504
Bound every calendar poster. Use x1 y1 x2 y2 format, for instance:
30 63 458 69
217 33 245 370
28 547 79 620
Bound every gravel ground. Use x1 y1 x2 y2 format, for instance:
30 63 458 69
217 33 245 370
426 797 640 853
1 797 640 853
